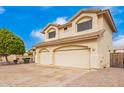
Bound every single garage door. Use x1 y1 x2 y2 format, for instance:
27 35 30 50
54 48 90 68
39 51 50 65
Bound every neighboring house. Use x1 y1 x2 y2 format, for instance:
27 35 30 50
24 49 33 58
23 49 34 62
34 9 116 69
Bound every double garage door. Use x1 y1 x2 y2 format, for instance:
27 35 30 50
39 47 90 68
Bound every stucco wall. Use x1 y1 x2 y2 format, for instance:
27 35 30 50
35 39 100 69
35 11 114 69
97 15 113 68
44 13 100 42
59 26 73 38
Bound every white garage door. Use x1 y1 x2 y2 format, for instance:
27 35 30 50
55 48 90 68
39 51 50 65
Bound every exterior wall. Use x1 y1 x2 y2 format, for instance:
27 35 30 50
35 11 114 69
97 15 113 68
35 39 101 69
33 50 36 62
35 48 41 64
59 26 73 38
44 13 100 41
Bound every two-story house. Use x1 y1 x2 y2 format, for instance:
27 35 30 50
34 9 116 69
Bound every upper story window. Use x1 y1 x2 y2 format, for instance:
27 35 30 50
48 31 56 39
77 20 92 32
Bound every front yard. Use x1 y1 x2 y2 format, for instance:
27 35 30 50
0 64 123 87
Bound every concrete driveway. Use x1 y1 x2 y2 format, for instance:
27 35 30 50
0 64 88 87
0 64 123 87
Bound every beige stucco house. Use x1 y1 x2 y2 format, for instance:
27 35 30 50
34 9 116 69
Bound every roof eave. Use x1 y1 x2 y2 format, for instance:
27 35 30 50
41 23 60 34
98 9 117 32
35 29 105 48
70 9 102 22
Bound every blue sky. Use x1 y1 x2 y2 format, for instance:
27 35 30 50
0 6 124 50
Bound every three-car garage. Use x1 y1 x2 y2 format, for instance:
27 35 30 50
38 45 90 69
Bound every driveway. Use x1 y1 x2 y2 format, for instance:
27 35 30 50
0 64 123 87
0 64 88 87
66 68 124 87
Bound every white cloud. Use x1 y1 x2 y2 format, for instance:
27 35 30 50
0 7 5 14
30 29 44 40
53 17 68 25
113 34 124 49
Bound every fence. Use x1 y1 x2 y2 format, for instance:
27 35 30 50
110 53 124 68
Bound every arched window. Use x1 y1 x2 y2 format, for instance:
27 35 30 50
47 28 56 39
76 16 93 32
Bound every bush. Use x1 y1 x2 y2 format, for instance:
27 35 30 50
23 58 30 64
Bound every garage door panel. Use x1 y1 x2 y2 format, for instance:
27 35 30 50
40 52 50 65
55 49 90 68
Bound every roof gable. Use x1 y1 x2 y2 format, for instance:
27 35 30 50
41 9 117 34
97 9 117 32
41 24 60 34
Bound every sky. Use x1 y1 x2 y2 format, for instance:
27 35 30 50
0 6 124 50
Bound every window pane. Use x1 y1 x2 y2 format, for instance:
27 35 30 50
48 31 56 38
77 20 92 32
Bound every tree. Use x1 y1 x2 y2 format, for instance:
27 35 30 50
0 28 25 62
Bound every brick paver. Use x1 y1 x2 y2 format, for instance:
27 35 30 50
0 64 123 87
0 64 88 87
66 68 124 87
